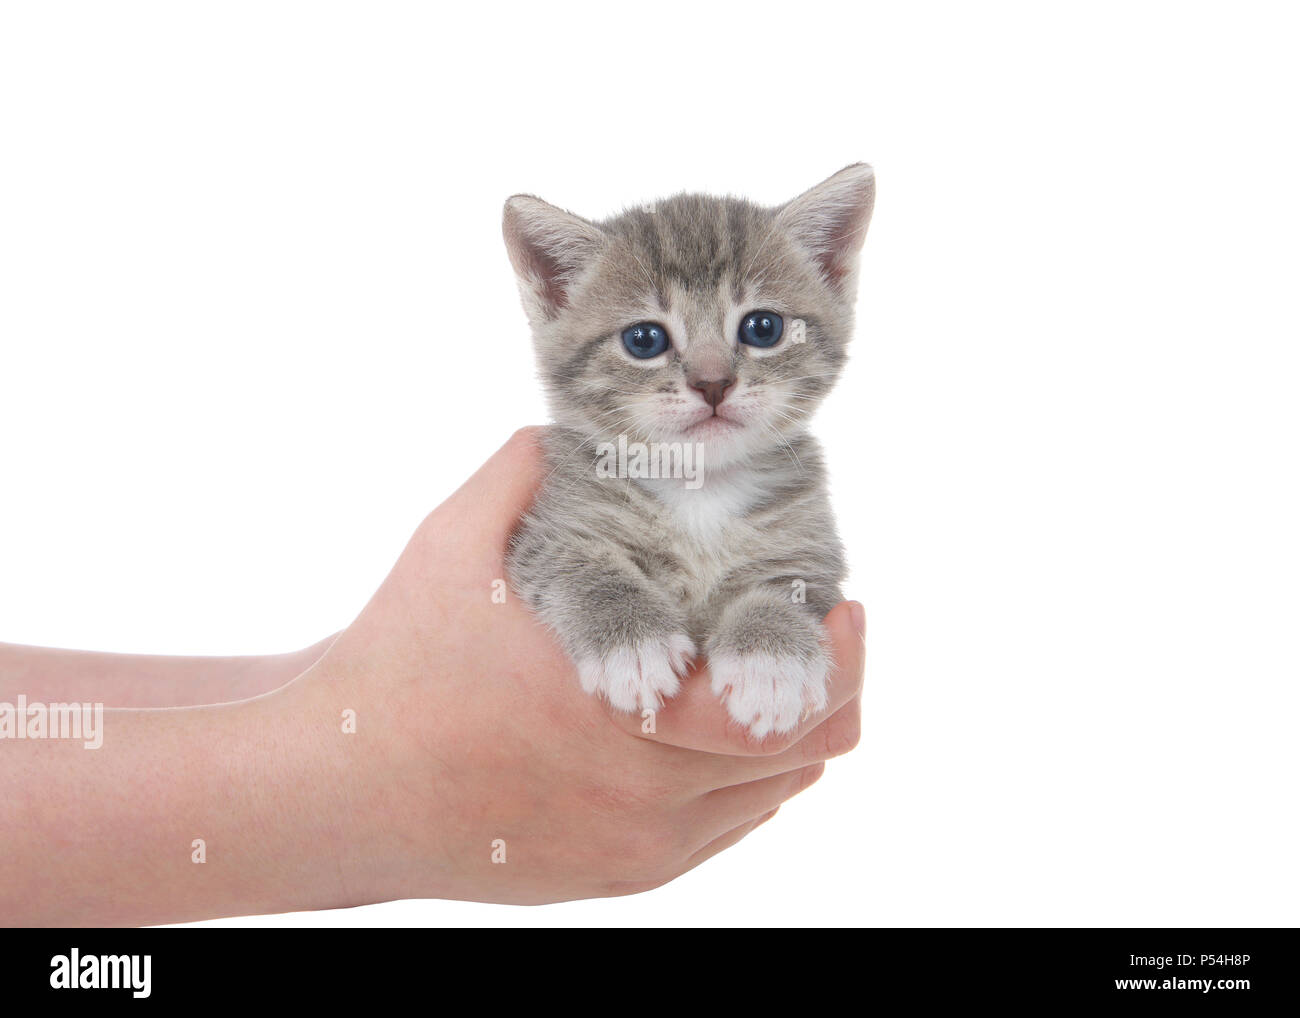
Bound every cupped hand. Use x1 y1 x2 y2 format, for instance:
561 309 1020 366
288 428 865 906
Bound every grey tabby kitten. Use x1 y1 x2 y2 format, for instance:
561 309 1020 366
503 165 873 737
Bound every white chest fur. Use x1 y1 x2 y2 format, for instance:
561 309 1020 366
640 468 764 541
636 468 766 603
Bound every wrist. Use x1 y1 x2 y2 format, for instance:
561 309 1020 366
261 664 448 913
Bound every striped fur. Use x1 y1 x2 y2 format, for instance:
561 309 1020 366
503 165 874 736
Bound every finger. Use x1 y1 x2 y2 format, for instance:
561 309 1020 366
689 763 825 843
680 808 780 874
695 694 860 788
607 600 866 756
643 695 860 793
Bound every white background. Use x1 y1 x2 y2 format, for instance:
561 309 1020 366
2 2 1297 927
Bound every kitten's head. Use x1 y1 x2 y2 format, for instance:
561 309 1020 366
503 165 874 468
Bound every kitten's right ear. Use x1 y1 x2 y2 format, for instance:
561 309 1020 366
502 195 606 322
777 163 875 298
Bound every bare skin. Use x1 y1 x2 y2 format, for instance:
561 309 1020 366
0 428 865 925
0 636 340 708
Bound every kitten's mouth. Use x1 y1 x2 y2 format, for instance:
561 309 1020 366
684 414 743 437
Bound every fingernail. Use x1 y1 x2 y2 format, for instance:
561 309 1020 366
849 601 866 640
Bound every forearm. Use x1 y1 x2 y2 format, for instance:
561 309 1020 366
0 634 339 707
0 673 390 927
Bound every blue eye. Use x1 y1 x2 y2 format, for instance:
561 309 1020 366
621 321 671 359
739 311 784 348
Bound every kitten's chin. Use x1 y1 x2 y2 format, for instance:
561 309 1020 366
571 417 776 471
673 421 775 470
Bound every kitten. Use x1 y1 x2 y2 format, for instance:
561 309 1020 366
503 165 873 737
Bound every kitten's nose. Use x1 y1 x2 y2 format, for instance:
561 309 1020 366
691 378 734 409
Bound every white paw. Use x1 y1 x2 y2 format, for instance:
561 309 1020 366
709 652 831 738
577 633 696 713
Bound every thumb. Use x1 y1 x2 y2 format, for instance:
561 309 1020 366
443 426 548 554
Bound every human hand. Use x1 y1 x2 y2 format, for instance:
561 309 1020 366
293 428 866 905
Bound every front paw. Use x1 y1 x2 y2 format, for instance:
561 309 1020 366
709 650 830 739
576 633 696 713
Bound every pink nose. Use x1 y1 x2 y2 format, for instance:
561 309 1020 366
691 378 734 408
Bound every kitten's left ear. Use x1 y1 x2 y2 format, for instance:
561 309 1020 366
777 163 875 297
503 195 606 323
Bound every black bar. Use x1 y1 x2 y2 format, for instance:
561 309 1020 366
0 928 1292 1006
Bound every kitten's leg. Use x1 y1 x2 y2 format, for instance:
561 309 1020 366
705 587 833 738
510 548 695 713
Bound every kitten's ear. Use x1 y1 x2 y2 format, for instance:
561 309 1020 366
502 195 606 322
777 163 875 297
